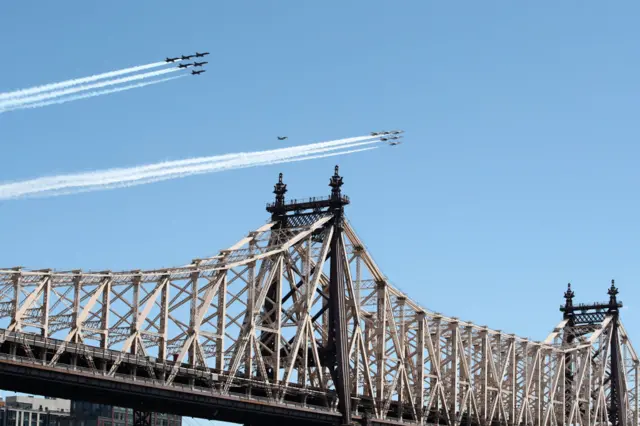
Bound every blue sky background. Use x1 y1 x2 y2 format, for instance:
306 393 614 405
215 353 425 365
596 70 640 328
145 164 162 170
1 2 639 424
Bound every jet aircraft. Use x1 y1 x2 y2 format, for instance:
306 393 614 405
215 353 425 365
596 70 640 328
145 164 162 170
389 141 402 146
181 54 195 60
178 63 193 69
195 52 210 57
165 57 179 63
381 136 401 142
193 61 208 67
277 136 288 140
191 70 206 75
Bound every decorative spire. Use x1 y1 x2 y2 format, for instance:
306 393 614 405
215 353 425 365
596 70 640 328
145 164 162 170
608 279 619 307
564 283 575 310
329 165 344 201
273 172 287 208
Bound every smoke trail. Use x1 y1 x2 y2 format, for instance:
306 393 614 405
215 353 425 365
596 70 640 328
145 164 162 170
8 135 377 189
0 138 381 196
0 62 168 101
0 137 383 200
16 147 378 200
0 68 181 109
0 75 186 113
59 138 382 189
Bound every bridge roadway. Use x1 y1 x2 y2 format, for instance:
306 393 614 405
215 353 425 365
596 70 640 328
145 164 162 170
0 330 399 426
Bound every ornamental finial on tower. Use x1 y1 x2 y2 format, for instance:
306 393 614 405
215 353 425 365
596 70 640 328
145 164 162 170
564 283 575 310
329 165 344 201
608 279 619 307
273 172 287 208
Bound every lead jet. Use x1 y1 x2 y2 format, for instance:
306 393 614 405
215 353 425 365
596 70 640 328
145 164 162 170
181 54 195 60
178 63 193 69
193 61 208 67
195 52 210 57
165 57 179 63
277 136 288 140
191 69 206 75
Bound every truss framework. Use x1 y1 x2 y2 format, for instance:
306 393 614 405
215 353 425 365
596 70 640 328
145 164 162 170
0 174 637 426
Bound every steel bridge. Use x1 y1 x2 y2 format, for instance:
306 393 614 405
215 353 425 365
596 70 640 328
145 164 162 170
0 167 637 426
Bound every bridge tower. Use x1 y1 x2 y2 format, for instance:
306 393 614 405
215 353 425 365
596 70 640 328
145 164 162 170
265 166 353 426
558 281 628 426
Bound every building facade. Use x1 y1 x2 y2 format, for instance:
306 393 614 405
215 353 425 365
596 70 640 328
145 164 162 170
0 396 71 426
70 402 181 426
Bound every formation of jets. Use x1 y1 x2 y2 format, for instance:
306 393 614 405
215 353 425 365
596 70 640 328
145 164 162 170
371 130 405 146
371 130 404 136
165 52 210 76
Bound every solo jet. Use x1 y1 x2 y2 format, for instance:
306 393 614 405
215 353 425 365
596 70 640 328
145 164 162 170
191 70 206 75
178 63 193 69
195 52 210 57
181 54 195 60
193 61 208 67
277 136 288 140
165 57 179 63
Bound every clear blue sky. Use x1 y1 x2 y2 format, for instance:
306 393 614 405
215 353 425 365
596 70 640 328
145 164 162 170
1 2 639 424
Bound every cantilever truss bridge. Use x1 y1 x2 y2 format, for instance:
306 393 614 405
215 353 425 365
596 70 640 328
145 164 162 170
0 167 637 426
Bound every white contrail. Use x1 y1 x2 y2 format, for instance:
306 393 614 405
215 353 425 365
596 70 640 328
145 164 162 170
0 68 181 109
9 135 377 189
68 138 383 189
0 75 186 113
0 61 168 101
0 137 382 196
0 137 383 200
30 147 378 200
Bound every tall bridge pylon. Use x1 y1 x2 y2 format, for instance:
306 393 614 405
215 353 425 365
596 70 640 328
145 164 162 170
0 167 637 426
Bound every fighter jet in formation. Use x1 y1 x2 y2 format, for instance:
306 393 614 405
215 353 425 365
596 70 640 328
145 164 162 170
194 52 210 57
191 69 206 75
178 63 193 69
277 136 288 140
165 57 180 63
371 130 404 136
193 61 208 67
181 54 195 60
380 135 403 146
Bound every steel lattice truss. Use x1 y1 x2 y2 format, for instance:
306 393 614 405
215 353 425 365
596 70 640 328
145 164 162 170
0 215 637 426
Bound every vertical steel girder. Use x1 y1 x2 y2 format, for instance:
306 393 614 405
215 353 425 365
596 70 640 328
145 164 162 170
0 216 638 426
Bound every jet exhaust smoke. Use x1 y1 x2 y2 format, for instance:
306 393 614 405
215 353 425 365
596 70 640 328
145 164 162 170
0 75 187 113
0 68 181 109
35 147 378 200
0 136 384 201
0 61 168 101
